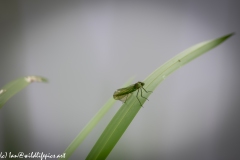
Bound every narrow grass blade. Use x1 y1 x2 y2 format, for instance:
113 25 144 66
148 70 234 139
60 77 134 160
86 33 234 160
0 76 48 109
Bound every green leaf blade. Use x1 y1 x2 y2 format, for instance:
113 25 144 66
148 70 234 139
60 77 134 160
86 33 234 160
145 33 235 92
86 93 143 160
0 76 48 109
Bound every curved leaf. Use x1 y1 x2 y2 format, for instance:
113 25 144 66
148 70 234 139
0 76 47 109
86 33 234 160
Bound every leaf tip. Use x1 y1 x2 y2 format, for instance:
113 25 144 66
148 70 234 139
25 76 48 83
0 89 6 95
225 32 235 38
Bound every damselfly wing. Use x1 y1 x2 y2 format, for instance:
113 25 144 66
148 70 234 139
113 82 152 106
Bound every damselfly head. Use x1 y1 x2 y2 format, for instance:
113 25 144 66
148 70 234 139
134 82 144 89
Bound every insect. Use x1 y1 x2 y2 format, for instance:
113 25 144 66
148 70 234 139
113 81 152 106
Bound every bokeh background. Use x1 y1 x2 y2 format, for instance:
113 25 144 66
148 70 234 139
0 1 239 160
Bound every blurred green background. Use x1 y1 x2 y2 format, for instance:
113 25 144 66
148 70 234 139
0 1 239 160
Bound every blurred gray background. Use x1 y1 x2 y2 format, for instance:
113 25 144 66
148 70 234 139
0 0 239 160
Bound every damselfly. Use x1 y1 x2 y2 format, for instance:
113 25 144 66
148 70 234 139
113 82 152 106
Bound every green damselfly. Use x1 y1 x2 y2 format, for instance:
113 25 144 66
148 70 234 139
113 82 152 106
